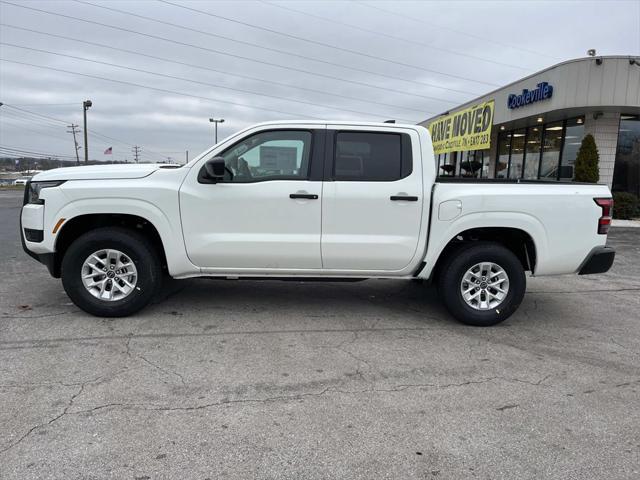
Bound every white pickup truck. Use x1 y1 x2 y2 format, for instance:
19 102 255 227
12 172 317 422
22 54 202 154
21 121 615 326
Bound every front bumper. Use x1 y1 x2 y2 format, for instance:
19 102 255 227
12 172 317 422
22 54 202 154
578 246 615 275
20 217 59 278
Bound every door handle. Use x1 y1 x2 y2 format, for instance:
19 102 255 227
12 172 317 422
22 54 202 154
390 195 418 201
290 193 318 200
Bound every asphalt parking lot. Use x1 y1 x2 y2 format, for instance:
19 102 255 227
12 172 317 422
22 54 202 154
1 188 639 480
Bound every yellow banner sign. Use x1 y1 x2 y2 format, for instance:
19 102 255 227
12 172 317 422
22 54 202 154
428 100 494 155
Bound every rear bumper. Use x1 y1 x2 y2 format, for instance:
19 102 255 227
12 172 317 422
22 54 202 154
578 246 615 275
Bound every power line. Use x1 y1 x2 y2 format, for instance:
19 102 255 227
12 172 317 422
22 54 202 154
0 1 479 98
0 42 418 122
0 151 72 161
2 110 145 156
0 109 78 143
156 0 499 88
259 0 530 71
354 1 561 61
2 119 73 145
3 61 354 162
0 59 358 120
0 111 112 162
0 145 77 160
77 0 493 93
0 108 67 131
0 145 75 160
0 24 444 111
0 118 74 145
3 104 69 126
7 102 78 106
1 103 169 162
2 104 111 146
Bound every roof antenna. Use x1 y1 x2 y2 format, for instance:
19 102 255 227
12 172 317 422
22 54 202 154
384 119 396 123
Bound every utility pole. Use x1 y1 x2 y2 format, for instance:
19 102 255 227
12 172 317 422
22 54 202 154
82 100 92 163
209 117 225 144
185 150 189 164
132 146 141 163
67 124 81 165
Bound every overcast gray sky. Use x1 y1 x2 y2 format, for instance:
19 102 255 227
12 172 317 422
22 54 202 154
1 0 639 163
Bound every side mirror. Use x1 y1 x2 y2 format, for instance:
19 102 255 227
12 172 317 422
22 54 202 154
204 157 226 181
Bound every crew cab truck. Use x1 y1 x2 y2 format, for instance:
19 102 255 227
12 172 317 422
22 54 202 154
21 121 615 326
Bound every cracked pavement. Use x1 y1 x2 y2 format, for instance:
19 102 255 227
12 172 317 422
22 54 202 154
1 189 639 479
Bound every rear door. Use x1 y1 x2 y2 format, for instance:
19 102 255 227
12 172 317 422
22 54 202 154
321 126 424 271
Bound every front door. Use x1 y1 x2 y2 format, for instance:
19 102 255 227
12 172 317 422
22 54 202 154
180 128 323 270
321 127 424 272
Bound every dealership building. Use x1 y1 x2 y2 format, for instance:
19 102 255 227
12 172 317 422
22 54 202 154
420 55 640 196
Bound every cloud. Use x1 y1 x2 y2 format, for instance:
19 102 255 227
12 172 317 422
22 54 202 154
0 0 637 162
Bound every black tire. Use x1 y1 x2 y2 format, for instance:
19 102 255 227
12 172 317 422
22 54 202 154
61 227 162 317
437 242 526 326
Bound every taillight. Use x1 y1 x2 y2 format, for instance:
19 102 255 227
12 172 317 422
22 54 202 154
594 198 613 235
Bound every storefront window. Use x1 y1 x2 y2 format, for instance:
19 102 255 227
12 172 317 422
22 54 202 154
438 152 456 176
435 117 585 182
454 152 463 176
612 115 640 196
437 153 445 176
459 151 471 177
559 117 585 180
539 122 563 179
480 150 490 178
496 132 510 178
460 151 481 177
489 117 584 181
523 126 542 179
508 129 526 179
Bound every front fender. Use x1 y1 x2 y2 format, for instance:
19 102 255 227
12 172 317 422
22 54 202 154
52 198 198 277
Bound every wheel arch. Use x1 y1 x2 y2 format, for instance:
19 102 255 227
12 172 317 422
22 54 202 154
52 213 168 278
425 226 539 282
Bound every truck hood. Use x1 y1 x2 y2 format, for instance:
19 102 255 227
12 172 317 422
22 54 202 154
31 163 178 181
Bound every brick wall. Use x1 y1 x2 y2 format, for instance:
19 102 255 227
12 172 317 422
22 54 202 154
583 112 620 188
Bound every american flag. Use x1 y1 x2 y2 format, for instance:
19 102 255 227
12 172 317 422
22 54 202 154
104 147 112 155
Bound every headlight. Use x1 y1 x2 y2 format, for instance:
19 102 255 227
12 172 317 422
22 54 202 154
25 181 66 205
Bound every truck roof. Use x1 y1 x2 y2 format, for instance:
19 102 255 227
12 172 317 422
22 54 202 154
248 120 426 130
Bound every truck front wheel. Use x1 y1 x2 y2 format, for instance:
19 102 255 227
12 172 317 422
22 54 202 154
61 227 162 317
438 242 526 326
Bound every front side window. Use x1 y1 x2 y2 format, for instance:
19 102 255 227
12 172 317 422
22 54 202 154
334 132 408 181
218 130 312 182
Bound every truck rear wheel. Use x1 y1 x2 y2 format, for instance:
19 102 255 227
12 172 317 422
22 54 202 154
438 242 526 326
61 227 162 317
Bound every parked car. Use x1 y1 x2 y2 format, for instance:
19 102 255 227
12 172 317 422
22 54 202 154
13 177 31 186
20 121 615 326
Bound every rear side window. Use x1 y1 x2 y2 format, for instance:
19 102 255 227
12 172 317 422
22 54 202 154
334 131 411 181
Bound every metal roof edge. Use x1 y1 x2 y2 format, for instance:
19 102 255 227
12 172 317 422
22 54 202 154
420 55 639 124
